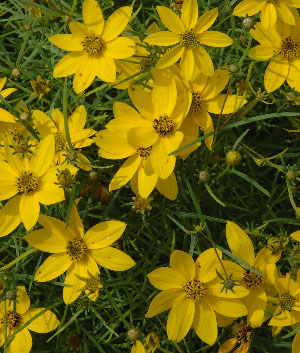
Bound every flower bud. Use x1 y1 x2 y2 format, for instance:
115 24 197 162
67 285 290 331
25 24 31 30
242 17 254 30
57 168 72 187
286 170 296 180
127 327 141 341
67 150 77 161
12 68 21 77
226 150 242 166
64 16 72 23
5 290 15 300
229 64 238 73
199 170 211 182
286 92 296 102
89 170 99 182
224 279 235 290
20 112 29 121
267 237 281 252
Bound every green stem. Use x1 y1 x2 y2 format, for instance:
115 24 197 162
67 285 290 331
63 78 72 150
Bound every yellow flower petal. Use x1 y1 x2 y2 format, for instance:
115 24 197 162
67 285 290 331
150 138 175 179
85 220 126 249
94 55 116 82
144 31 180 46
148 267 183 290
69 22 89 36
30 135 55 177
128 85 154 120
156 45 185 69
193 300 217 345
15 286 31 314
276 1 296 25
137 165 158 198
0 77 7 90
109 154 141 191
7 328 32 353
0 181 18 201
0 196 21 238
48 34 83 51
291 230 300 241
207 94 246 114
35 253 72 282
264 55 289 93
156 172 178 200
226 221 255 265
105 37 135 59
127 125 157 148
38 214 76 242
152 73 177 117
194 45 214 76
25 229 67 253
180 48 194 80
167 297 195 342
198 31 233 47
170 250 195 282
261 2 277 30
73 55 97 93
35 179 65 206
181 0 198 29
196 248 221 282
101 6 132 42
292 331 300 353
246 286 266 328
23 308 60 333
194 8 218 35
146 289 185 318
249 45 275 60
53 52 82 78
0 88 16 99
82 0 104 34
233 0 264 17
208 297 248 317
91 247 135 271
156 6 185 34
287 57 300 91
0 107 15 123
19 193 40 231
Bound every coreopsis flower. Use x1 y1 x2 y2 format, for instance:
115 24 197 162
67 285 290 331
30 75 50 99
49 0 135 93
226 221 280 328
0 135 64 233
233 0 300 30
0 77 17 123
76 270 103 301
0 286 59 353
144 1 232 80
146 249 247 344
249 15 300 93
25 205 135 304
33 105 95 170
268 271 300 327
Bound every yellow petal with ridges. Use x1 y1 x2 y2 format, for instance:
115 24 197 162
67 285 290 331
127 125 157 148
48 34 83 51
150 138 175 179
193 300 217 345
105 37 135 59
0 88 16 99
19 193 40 231
144 31 180 46
15 286 30 314
246 286 266 328
193 46 214 76
152 73 177 117
146 289 185 318
82 0 104 34
128 85 154 120
156 172 178 200
23 308 60 333
91 247 135 270
0 77 6 91
156 6 184 34
249 45 275 60
167 297 195 342
0 196 21 238
35 253 72 282
7 328 32 353
233 0 264 17
200 68 230 100
137 165 158 199
0 182 17 201
207 94 247 114
292 331 300 353
101 6 132 42
170 250 195 282
94 55 116 82
198 31 233 47
85 220 126 249
148 267 183 290
25 229 66 253
276 1 295 25
261 2 277 30
30 135 55 177
193 8 218 35
181 48 194 81
69 22 89 36
226 221 255 265
264 55 289 93
291 230 300 241
38 214 76 242
181 0 198 29
208 296 248 317
156 45 185 69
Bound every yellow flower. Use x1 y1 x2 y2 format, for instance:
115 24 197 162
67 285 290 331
30 75 50 99
249 15 300 93
33 105 96 170
268 271 300 327
233 0 300 30
0 77 17 123
146 249 247 344
49 0 135 93
25 205 135 304
0 286 59 353
75 270 103 302
0 135 64 232
225 221 280 328
144 1 232 80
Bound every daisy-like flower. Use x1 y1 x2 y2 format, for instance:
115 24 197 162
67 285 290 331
30 75 50 99
146 249 247 344
144 1 232 80
225 221 280 328
0 286 59 353
249 15 300 93
49 0 135 93
0 135 64 233
268 271 300 327
75 270 103 301
233 0 300 30
25 205 135 304
33 105 95 170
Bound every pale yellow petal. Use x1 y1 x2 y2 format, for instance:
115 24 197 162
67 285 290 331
193 300 217 345
73 55 97 93
170 250 195 282
19 193 40 231
144 31 180 46
91 247 135 270
105 37 135 59
82 0 104 34
156 45 185 69
0 196 21 237
264 55 289 93
23 308 60 333
156 172 178 200
30 135 55 177
156 6 185 34
181 0 198 30
53 52 82 78
48 34 83 51
198 31 233 47
94 55 116 82
146 289 185 318
261 3 277 30
193 45 214 76
101 6 132 42
180 48 194 80
35 253 72 282
233 0 264 16
193 8 218 34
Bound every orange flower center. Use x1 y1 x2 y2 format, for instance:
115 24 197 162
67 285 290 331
82 33 104 56
153 115 174 136
281 36 299 58
54 132 65 152
183 279 206 301
243 269 263 288
136 145 152 158
16 171 39 193
190 91 203 113
66 239 88 261
180 29 198 49
279 293 296 311
0 310 22 330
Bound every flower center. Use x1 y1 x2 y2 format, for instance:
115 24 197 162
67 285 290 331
180 29 198 49
183 279 206 301
190 91 203 113
281 36 299 58
82 33 104 56
66 239 88 261
140 57 155 70
16 171 38 193
0 311 22 330
86 278 102 293
34 80 49 94
279 293 296 311
136 145 152 158
243 269 263 288
54 132 65 152
236 325 254 344
153 115 174 136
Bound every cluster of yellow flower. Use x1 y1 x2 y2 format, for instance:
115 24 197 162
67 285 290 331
1 0 300 352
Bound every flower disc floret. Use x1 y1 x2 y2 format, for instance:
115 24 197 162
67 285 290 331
34 80 49 95
66 239 88 261
54 132 65 152
136 146 152 158
82 33 104 56
183 279 206 301
153 115 174 136
236 325 253 344
190 91 203 113
180 29 198 49
281 36 299 59
0 311 22 329
86 278 101 292
243 269 263 288
16 171 38 193
279 293 296 311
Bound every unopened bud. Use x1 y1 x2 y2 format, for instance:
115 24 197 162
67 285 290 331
5 290 15 300
64 16 72 23
286 92 296 102
199 171 211 182
57 168 72 187
127 327 141 341
229 64 238 73
286 170 296 180
12 68 21 77
19 112 29 121
25 24 31 30
67 150 77 161
89 170 99 181
224 279 235 290
226 150 242 166
242 17 254 30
